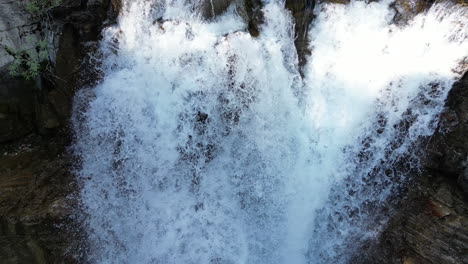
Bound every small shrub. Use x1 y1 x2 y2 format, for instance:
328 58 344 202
1 0 63 80
25 0 62 16
2 38 50 80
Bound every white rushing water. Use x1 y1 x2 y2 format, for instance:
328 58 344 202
73 0 468 263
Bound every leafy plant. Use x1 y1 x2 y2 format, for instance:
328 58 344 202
25 0 62 16
1 0 63 80
2 0 64 80
2 38 50 80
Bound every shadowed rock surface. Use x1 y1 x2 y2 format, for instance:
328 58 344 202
285 0 314 69
0 0 118 262
200 0 235 19
0 134 78 264
356 73 468 264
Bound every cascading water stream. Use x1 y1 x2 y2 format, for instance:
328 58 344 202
72 0 468 263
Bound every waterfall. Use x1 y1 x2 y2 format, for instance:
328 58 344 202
72 0 468 263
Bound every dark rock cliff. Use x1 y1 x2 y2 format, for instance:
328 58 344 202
353 1 468 263
360 73 468 264
0 0 118 262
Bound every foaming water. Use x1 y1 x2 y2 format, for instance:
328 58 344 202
73 0 468 263
304 1 467 262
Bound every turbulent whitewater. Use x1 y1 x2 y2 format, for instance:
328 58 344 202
73 0 468 263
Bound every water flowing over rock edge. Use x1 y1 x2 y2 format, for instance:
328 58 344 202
74 0 468 263
0 0 467 263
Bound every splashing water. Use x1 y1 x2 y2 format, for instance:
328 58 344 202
73 0 468 263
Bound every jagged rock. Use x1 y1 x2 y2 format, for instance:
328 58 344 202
0 0 41 142
243 0 264 37
201 0 236 19
391 0 434 24
285 0 315 69
426 72 468 192
360 72 468 264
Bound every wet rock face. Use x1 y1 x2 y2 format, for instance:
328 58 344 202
360 73 468 264
391 0 434 24
426 72 468 194
200 0 236 19
243 0 264 37
285 0 315 69
196 0 314 68
111 0 122 13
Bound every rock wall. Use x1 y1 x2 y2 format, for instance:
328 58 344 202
358 73 468 264
0 0 116 143
285 0 314 69
353 2 468 263
0 0 117 263
0 135 76 264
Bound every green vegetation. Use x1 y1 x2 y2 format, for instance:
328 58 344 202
2 38 50 80
25 0 62 16
2 0 62 80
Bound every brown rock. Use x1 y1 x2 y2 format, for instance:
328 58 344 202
285 0 315 70
402 256 421 264
426 72 468 192
244 0 264 37
0 135 79 263
427 199 452 219
111 0 122 14
201 0 235 19
361 71 468 263
391 0 434 24
319 0 350 5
